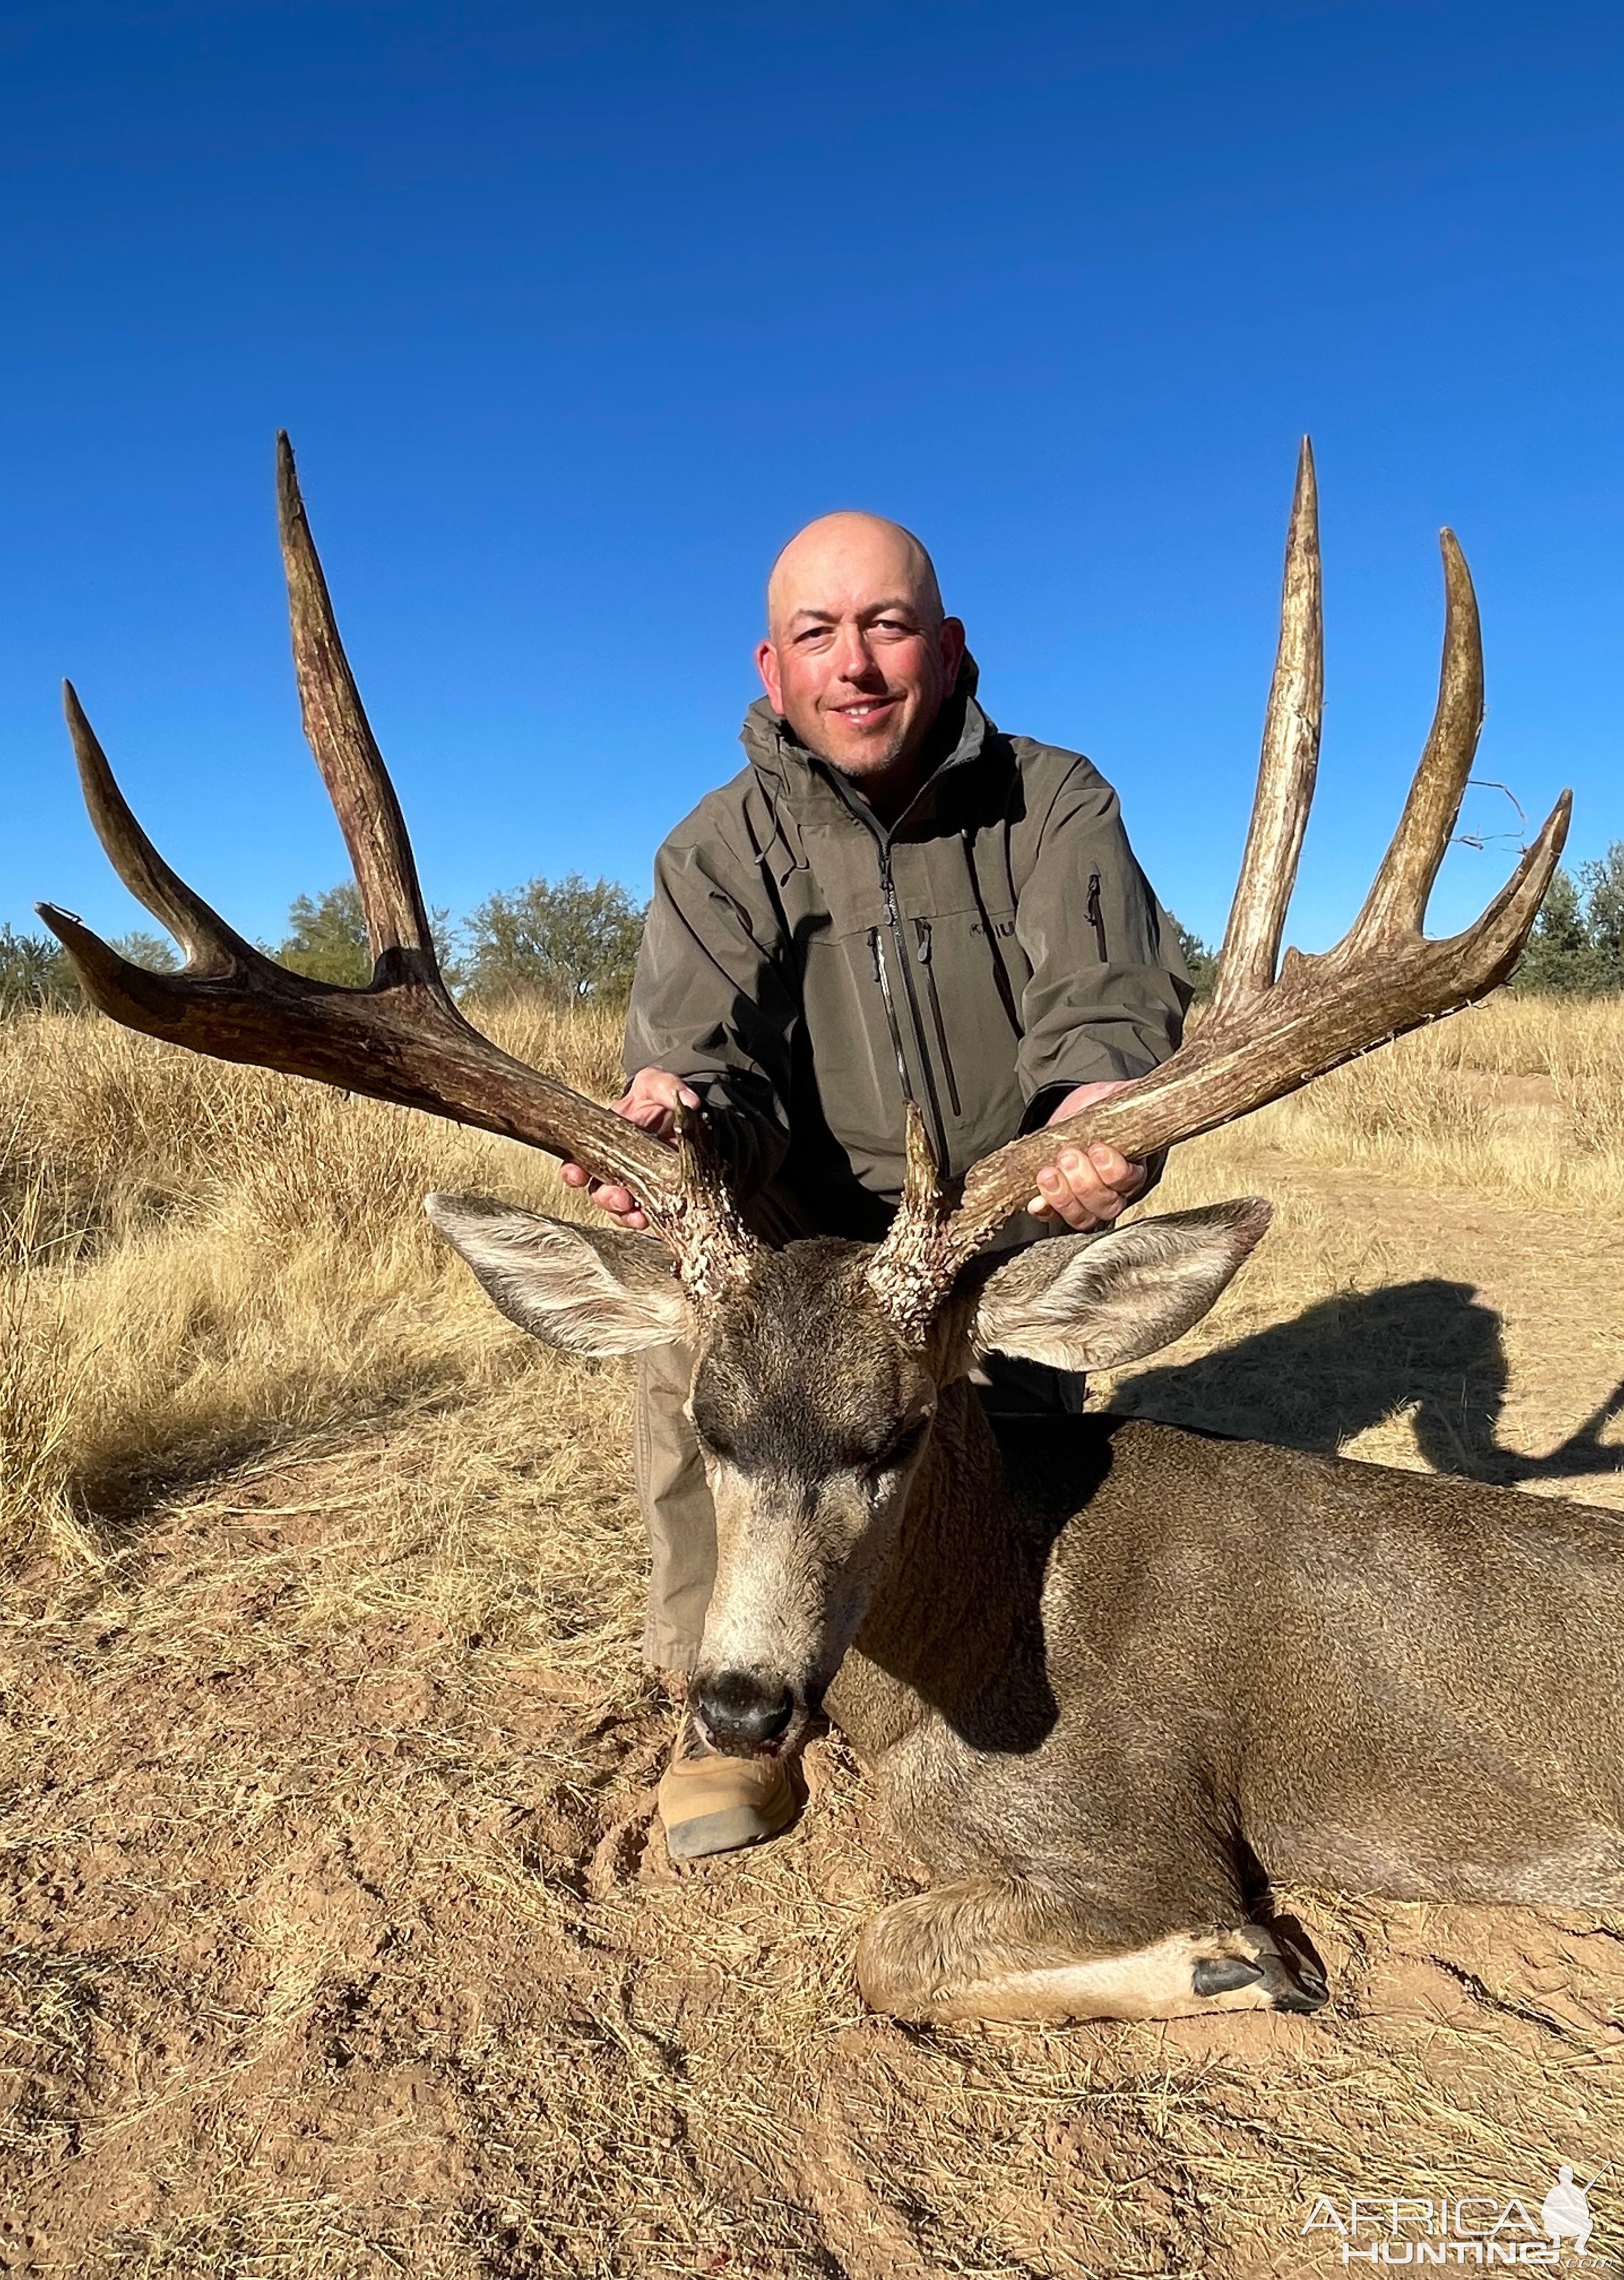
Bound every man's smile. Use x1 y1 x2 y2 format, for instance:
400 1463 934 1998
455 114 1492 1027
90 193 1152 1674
828 695 901 723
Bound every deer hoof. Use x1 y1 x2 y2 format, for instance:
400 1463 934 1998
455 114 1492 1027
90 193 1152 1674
1259 1945 1329 2012
1273 1962 1329 2013
1190 1930 1331 2013
1192 1955 1265 1996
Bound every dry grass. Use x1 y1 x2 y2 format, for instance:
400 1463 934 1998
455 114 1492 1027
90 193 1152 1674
1186 992 1624 1203
0 998 623 1573
1 990 1622 2277
1098 994 1624 1488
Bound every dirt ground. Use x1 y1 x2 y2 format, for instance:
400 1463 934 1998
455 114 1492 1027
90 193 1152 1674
3 1138 1623 2276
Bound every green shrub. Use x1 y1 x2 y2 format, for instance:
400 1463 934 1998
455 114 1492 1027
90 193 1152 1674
463 874 646 1005
0 927 81 1016
275 882 460 988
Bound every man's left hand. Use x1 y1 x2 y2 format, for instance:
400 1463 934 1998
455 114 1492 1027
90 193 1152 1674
1026 1079 1146 1230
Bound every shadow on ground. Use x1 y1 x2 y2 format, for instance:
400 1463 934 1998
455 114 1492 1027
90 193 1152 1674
1108 1278 1624 1487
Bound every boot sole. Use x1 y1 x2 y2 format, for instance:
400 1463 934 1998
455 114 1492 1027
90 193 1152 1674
663 1794 796 1861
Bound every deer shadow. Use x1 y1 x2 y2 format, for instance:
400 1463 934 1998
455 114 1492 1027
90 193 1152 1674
1104 1279 1624 1489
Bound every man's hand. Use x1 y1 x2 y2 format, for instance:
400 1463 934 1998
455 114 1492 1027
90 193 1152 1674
1026 1079 1147 1230
559 1066 699 1232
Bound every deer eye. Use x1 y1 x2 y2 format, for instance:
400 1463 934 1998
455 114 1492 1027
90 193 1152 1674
689 1399 735 1461
869 1418 929 1476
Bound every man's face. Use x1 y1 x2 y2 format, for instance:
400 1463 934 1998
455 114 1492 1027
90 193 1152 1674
755 514 965 785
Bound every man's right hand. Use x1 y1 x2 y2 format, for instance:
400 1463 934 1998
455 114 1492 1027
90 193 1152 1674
559 1066 700 1232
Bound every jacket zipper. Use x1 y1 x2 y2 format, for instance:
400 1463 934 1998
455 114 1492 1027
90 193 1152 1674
879 851 951 1166
913 918 962 1117
1086 869 1108 962
823 757 957 1169
867 928 913 1103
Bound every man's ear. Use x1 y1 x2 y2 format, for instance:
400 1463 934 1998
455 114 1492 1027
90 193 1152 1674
971 1200 1272 1374
425 1193 690 1357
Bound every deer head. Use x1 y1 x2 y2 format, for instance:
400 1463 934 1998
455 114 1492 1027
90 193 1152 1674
41 439 1569 1760
424 1185 1273 1753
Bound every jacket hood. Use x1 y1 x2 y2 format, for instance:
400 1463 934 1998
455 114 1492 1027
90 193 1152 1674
739 651 986 793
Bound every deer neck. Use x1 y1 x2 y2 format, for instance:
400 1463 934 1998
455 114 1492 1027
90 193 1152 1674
833 1379 1025 1755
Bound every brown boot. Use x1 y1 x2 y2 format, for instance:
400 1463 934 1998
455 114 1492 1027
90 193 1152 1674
656 1715 796 1861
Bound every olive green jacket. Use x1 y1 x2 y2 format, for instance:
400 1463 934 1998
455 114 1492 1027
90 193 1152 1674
625 661 1191 1241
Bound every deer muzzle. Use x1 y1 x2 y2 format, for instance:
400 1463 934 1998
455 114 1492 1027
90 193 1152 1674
690 1666 813 1759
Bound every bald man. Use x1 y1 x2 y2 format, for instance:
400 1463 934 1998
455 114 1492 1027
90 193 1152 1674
563 512 1191 1859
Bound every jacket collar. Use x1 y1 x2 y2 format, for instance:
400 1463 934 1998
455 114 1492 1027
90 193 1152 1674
739 654 992 819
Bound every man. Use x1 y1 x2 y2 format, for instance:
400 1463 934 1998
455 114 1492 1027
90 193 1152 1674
562 511 1191 1858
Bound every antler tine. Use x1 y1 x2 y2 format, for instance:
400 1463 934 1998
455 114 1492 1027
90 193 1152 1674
672 1101 761 1306
1435 783 1571 983
277 432 439 986
1346 529 1484 953
1209 437 1323 1018
866 1102 953 1340
59 680 263 981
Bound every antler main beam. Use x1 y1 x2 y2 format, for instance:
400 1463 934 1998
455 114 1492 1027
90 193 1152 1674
38 437 690 1239
940 440 1570 1272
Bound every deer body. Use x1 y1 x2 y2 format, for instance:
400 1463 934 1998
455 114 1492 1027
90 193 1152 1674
828 1388 1624 2019
531 1226 1616 2026
45 437 1586 2025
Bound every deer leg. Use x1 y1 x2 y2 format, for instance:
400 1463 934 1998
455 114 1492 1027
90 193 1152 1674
856 1877 1328 2025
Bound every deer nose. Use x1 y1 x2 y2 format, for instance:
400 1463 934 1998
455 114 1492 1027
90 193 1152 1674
693 1670 796 1748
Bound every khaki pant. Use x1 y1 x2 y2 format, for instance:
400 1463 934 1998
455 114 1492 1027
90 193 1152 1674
634 1339 1081 1672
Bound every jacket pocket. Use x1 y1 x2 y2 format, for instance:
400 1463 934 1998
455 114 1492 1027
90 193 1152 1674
904 904 1029 1164
1086 868 1108 963
798 931 909 1156
1085 868 1110 963
913 919 962 1118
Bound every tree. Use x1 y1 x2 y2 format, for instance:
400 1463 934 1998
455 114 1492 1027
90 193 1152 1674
1580 842 1624 986
1171 918 1218 1000
275 882 460 988
464 873 646 1004
276 882 373 987
110 930 180 973
1515 867 1596 995
1514 841 1624 995
0 927 80 1015
0 926 182 1018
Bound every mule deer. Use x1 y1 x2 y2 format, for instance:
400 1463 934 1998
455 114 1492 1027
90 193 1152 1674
46 440 1615 2026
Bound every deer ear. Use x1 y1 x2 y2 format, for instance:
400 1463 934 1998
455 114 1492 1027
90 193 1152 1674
426 1194 690 1357
970 1200 1271 1374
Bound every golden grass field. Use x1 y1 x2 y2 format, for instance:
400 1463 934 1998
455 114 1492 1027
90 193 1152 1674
2 991 1622 2278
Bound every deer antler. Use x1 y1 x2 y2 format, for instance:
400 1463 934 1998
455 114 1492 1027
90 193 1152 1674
866 1102 955 1342
38 435 757 1306
869 439 1570 1331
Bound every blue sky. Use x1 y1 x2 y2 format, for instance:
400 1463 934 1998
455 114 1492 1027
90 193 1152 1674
2 0 1618 955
